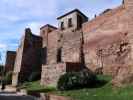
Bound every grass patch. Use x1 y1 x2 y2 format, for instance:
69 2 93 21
97 74 112 82
19 81 56 93
55 85 133 100
55 75 133 100
19 75 133 100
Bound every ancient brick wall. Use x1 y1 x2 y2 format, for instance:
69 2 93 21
41 29 85 86
61 30 82 63
41 63 66 86
41 62 82 86
47 30 59 64
40 0 133 86
12 28 42 86
5 51 16 73
41 27 84 86
82 5 124 34
46 29 83 64
82 2 133 75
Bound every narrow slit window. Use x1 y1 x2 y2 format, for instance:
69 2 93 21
57 48 62 63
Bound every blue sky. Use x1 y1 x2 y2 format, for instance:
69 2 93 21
0 0 122 64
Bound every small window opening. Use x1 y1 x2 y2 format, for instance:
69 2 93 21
61 22 64 30
57 48 62 63
68 18 73 28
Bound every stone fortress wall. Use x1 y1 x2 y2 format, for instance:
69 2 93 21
12 28 42 86
6 0 133 86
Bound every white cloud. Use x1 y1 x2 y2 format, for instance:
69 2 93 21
26 22 44 35
1 0 58 22
0 0 59 35
0 44 7 49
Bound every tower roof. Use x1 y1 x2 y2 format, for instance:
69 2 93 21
40 24 57 30
57 9 88 20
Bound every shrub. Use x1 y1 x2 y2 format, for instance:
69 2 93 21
28 72 41 82
57 69 98 90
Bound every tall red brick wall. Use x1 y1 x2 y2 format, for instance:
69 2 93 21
82 6 124 34
82 3 133 75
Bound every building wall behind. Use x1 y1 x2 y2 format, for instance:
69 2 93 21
5 51 16 73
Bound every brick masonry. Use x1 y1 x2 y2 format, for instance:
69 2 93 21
5 51 16 73
11 0 133 87
38 0 133 86
41 63 66 86
41 0 133 86
41 62 83 86
82 2 133 76
40 10 87 86
12 28 42 86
